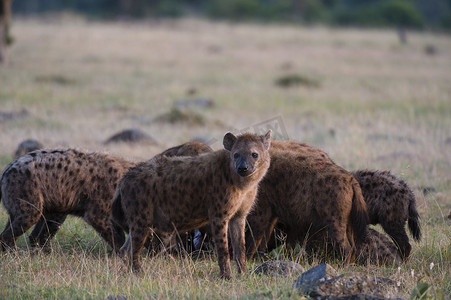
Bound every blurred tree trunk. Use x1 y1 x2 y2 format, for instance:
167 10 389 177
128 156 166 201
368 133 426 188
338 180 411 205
0 0 12 63
0 0 13 63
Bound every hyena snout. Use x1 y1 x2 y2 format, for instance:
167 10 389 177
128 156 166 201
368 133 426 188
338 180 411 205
235 155 257 177
236 159 250 176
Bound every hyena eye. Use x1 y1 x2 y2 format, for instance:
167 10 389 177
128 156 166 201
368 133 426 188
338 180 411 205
252 152 258 159
233 153 239 159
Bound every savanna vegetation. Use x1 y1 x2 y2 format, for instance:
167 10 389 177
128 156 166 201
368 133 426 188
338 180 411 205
11 0 451 31
0 16 450 299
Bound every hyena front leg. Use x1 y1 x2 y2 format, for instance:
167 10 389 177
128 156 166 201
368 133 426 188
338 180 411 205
210 218 231 279
228 214 246 273
245 203 275 258
124 226 151 273
84 210 125 252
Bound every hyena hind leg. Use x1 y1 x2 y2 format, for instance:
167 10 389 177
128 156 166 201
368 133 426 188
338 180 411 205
382 222 411 259
0 212 41 251
29 213 67 247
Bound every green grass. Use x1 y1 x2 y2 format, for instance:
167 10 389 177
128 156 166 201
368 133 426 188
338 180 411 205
0 16 450 299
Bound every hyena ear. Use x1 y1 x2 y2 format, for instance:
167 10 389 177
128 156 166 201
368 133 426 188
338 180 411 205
223 132 237 151
261 130 271 150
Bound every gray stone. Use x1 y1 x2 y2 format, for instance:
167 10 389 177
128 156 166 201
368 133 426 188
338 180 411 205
294 270 401 299
174 98 215 108
0 108 29 122
103 295 127 300
293 264 338 292
315 294 404 300
104 128 156 145
252 260 305 277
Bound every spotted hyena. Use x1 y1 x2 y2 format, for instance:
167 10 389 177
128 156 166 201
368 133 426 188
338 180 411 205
14 139 43 158
245 140 370 262
0 149 134 251
351 170 421 259
112 131 271 278
248 141 420 261
155 140 418 263
160 140 213 158
356 228 402 266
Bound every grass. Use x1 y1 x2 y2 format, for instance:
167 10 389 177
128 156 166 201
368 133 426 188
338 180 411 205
0 15 450 298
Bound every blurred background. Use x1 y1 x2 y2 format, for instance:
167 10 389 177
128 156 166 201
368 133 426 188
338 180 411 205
9 0 451 30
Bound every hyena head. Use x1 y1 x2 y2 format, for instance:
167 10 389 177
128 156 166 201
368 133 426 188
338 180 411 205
223 130 271 177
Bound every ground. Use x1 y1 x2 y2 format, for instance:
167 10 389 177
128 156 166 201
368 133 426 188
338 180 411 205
0 15 450 299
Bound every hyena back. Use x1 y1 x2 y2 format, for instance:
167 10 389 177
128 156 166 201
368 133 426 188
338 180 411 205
0 149 134 251
112 132 271 278
160 140 213 157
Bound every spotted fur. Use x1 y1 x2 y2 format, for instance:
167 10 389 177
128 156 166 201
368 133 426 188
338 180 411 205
351 170 420 258
0 149 134 251
112 132 271 278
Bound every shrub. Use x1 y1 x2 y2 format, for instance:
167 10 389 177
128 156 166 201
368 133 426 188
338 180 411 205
333 0 425 29
275 74 321 88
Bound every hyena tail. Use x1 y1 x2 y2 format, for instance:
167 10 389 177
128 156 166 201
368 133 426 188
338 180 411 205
407 188 421 241
350 181 370 245
111 189 128 232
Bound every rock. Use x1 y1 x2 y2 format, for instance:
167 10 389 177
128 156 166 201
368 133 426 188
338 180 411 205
104 128 157 145
424 44 437 56
0 108 29 122
252 260 305 277
103 295 127 300
14 139 43 158
293 264 338 291
294 266 401 299
154 107 205 126
309 273 400 299
174 98 214 108
320 294 404 300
